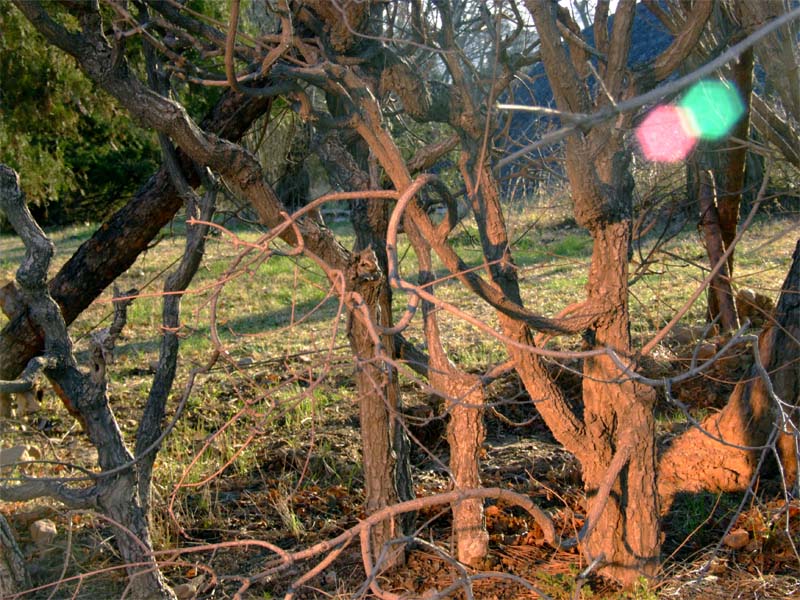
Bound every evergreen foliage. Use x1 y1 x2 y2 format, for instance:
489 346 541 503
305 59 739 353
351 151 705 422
0 3 159 226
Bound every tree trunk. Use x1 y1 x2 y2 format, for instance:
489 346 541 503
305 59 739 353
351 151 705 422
136 191 214 512
444 377 488 566
316 133 415 561
0 513 29 598
578 221 660 582
659 238 800 506
698 170 739 331
420 248 488 567
47 320 177 600
98 470 176 600
716 45 753 259
347 248 407 569
683 5 754 327
521 0 663 584
0 90 270 385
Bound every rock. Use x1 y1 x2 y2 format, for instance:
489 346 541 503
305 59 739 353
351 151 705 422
709 557 727 574
670 325 695 345
174 583 196 599
29 519 57 551
695 342 717 361
722 528 749 549
16 390 41 415
0 446 32 467
736 288 774 328
174 575 205 599
737 288 757 305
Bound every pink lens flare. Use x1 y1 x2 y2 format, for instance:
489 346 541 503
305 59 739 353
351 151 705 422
635 105 697 163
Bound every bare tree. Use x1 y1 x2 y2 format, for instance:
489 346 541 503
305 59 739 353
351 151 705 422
3 0 799 596
0 166 177 599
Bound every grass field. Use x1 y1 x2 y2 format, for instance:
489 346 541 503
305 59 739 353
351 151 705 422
1 194 798 598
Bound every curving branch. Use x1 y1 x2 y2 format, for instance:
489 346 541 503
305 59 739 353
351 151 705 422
645 0 713 83
0 478 97 509
0 356 55 395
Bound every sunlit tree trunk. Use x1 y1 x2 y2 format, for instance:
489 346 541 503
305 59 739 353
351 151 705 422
659 239 800 504
579 220 660 579
315 132 416 565
524 0 662 584
419 251 488 567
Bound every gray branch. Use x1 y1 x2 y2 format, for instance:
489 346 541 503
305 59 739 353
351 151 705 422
0 480 97 509
0 356 56 394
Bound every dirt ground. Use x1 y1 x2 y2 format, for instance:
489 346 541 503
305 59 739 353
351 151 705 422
4 335 799 599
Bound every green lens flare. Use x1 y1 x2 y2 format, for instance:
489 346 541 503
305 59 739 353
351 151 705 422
679 80 745 141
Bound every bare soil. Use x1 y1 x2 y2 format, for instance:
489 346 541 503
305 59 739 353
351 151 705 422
3 335 799 599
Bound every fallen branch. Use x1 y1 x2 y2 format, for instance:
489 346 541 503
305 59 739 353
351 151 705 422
243 486 557 599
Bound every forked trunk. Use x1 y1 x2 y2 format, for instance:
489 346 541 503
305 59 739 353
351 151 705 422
580 223 660 583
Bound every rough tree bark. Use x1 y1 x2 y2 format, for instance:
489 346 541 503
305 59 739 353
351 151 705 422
0 513 29 598
659 238 800 505
0 88 271 407
523 0 672 583
739 0 800 125
323 56 511 566
0 165 176 599
17 0 781 590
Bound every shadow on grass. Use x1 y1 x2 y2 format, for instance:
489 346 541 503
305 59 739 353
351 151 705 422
662 490 743 560
110 295 343 359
